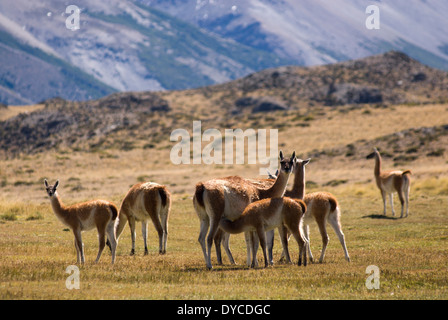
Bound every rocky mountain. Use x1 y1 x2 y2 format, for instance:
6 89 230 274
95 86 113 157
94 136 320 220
213 51 448 109
0 0 290 105
0 92 171 155
2 0 448 105
143 0 448 70
1 51 447 157
0 27 116 106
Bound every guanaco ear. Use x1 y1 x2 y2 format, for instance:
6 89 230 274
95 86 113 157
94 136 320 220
303 158 311 166
269 169 279 179
44 179 49 188
54 180 59 189
290 151 296 163
279 150 284 160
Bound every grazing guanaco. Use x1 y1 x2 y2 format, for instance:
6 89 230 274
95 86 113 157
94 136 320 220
366 147 411 218
44 179 118 264
194 151 295 269
267 158 350 263
115 182 171 255
220 197 308 268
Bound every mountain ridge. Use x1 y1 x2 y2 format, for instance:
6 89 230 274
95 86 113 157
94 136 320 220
2 1 448 105
0 0 291 105
143 0 448 70
1 51 447 157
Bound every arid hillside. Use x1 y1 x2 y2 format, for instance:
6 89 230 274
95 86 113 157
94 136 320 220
1 52 448 301
1 51 447 157
0 51 447 201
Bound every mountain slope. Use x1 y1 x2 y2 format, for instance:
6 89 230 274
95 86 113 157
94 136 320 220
0 28 116 105
144 0 448 70
0 0 291 105
2 0 448 105
1 51 447 157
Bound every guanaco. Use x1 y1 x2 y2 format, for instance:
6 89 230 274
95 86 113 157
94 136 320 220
366 148 411 218
44 179 118 264
267 158 350 263
115 182 171 255
220 197 308 268
193 151 295 269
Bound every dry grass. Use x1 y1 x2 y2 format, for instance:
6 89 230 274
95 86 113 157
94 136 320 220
284 104 448 154
1 103 447 200
1 102 448 300
0 104 45 121
0 185 447 300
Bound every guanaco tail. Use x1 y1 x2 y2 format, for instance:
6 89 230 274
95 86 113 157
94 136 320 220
115 182 171 255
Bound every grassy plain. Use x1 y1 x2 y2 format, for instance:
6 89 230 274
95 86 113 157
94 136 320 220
0 102 448 300
1 182 447 300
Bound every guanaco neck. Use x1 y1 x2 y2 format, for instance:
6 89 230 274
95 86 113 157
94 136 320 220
291 165 305 200
374 152 382 177
49 192 69 221
259 170 291 199
220 217 247 234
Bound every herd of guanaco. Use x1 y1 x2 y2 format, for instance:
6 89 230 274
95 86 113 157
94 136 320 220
44 148 411 268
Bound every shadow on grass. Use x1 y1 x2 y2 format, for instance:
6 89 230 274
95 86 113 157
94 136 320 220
182 261 304 272
181 265 252 272
362 214 401 220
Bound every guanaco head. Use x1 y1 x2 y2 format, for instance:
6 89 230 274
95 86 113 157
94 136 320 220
366 147 379 159
44 179 59 197
279 151 296 174
294 158 311 172
268 156 310 179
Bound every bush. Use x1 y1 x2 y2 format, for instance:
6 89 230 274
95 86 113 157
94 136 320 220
427 149 445 157
323 179 348 187
1 213 17 221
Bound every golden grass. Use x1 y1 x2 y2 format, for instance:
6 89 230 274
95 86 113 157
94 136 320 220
284 104 448 154
0 104 45 121
1 102 448 300
0 185 447 300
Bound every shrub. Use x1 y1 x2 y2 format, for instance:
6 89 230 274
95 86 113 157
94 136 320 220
1 212 17 221
427 149 444 157
323 179 348 187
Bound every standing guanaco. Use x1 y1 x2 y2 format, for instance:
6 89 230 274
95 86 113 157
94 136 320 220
366 147 411 218
44 179 118 264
